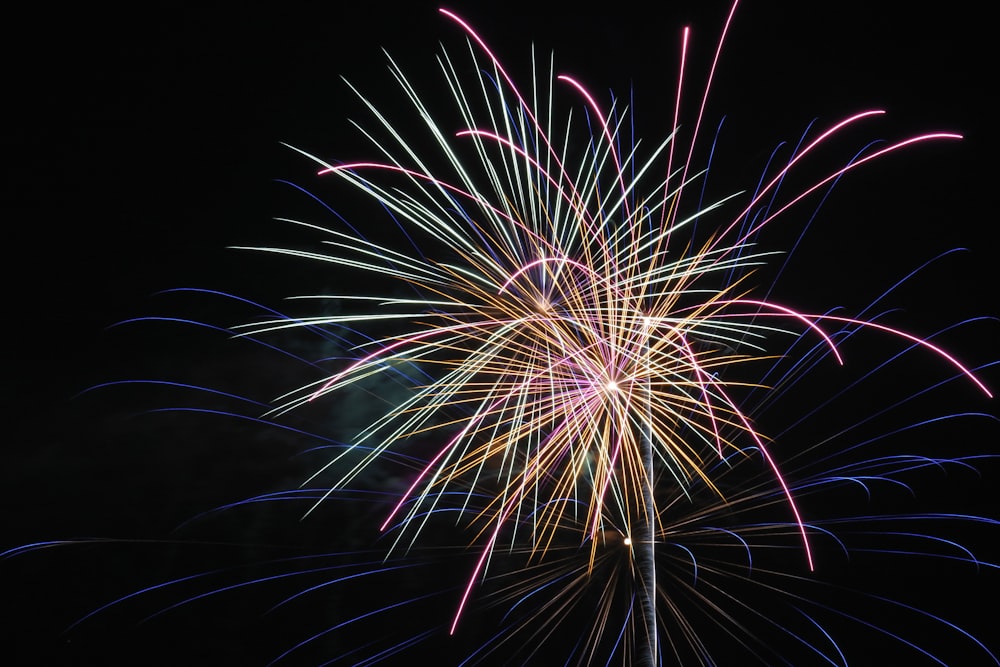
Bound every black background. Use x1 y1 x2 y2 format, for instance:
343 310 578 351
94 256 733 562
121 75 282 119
3 2 997 665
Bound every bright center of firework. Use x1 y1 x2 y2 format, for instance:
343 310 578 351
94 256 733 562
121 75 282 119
605 380 619 392
623 536 632 546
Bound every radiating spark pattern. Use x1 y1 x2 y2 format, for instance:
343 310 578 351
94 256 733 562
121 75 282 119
225 2 991 642
7 4 994 666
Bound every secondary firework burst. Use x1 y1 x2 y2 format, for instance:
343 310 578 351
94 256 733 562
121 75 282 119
225 1 991 653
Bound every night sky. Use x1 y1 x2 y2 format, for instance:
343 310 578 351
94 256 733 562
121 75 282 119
3 2 998 665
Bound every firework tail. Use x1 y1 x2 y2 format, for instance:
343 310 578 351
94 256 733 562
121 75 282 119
637 335 658 666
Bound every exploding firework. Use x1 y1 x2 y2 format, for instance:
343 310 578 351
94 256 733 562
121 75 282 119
222 2 991 659
4 2 998 666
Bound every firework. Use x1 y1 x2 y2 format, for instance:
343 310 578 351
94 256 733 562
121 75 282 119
217 2 992 659
4 3 997 665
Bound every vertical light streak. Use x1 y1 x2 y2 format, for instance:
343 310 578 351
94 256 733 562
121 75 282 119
636 332 658 666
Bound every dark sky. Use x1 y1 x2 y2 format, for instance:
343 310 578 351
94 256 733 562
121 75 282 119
2 2 997 665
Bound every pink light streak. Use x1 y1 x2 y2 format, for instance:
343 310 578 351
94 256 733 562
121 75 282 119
730 132 964 250
715 298 845 365
557 74 633 222
667 0 741 232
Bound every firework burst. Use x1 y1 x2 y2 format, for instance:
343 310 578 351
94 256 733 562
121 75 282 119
4 3 997 666
219 2 991 657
